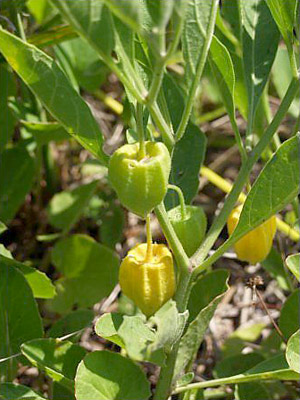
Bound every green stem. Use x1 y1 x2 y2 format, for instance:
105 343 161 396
175 0 219 141
136 103 146 159
153 203 192 400
173 367 299 395
146 57 166 106
191 78 299 274
155 203 190 273
168 184 187 219
146 3 186 107
16 12 26 41
145 214 153 262
150 102 175 150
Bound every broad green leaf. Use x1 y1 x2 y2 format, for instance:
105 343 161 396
21 121 70 145
165 124 206 210
101 0 144 33
0 263 43 379
228 135 300 246
235 382 271 400
0 383 46 400
50 0 114 58
47 181 98 232
174 270 229 380
209 36 240 143
265 0 298 51
240 0 280 137
262 248 290 291
95 313 164 365
279 289 299 340
52 382 75 400
285 253 300 282
148 300 188 354
182 0 217 89
0 146 35 223
57 37 108 92
286 329 300 373
49 234 119 313
0 255 56 299
272 48 299 117
188 269 229 322
214 353 265 379
221 0 241 39
75 350 151 400
100 203 125 248
0 65 16 151
21 339 86 391
27 0 55 24
95 313 126 347
48 309 94 341
145 0 174 31
0 29 107 163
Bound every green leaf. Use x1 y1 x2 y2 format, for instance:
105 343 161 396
235 382 271 400
50 0 115 58
214 353 265 379
0 146 35 224
209 36 240 145
27 0 55 24
47 181 98 232
149 300 189 354
228 135 300 245
0 29 107 163
285 253 300 282
52 382 75 400
272 48 299 117
240 0 280 134
101 0 144 34
286 329 300 373
145 0 175 31
0 383 46 400
0 222 7 235
48 234 119 314
0 244 11 259
165 124 206 210
20 121 70 145
265 0 298 50
95 313 126 347
174 270 229 380
100 203 125 248
261 248 290 291
279 289 300 340
95 313 165 366
57 37 108 92
0 64 16 151
75 350 151 400
48 309 94 341
0 255 56 299
0 263 43 379
182 0 216 89
188 269 229 322
21 339 86 391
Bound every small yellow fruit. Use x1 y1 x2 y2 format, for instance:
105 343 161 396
227 205 277 264
119 243 175 317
